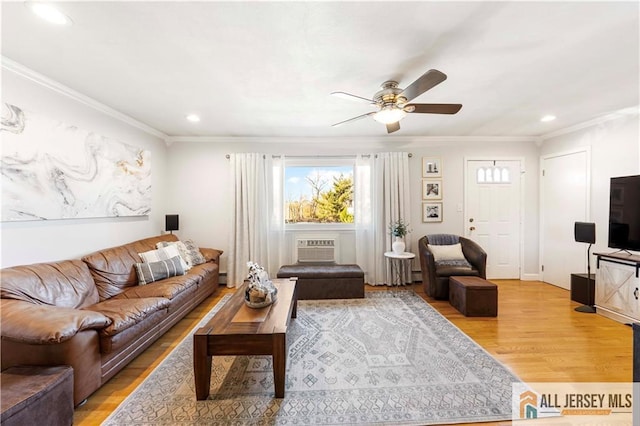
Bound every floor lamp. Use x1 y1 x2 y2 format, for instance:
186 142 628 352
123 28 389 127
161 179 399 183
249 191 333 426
574 221 596 313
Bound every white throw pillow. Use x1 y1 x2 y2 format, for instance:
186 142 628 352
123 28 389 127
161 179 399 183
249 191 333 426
139 245 189 272
156 241 193 270
428 243 466 262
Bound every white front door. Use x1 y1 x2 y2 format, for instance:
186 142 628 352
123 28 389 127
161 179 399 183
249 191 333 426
540 149 589 290
465 159 522 279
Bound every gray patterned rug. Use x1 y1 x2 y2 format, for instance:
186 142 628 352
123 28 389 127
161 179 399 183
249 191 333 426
104 290 522 425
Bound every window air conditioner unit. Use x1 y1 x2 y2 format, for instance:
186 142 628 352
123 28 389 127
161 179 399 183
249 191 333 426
296 239 336 263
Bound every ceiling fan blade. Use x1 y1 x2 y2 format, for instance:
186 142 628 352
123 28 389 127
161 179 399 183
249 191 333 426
407 103 462 114
330 91 376 104
400 69 447 103
332 112 376 127
386 122 400 134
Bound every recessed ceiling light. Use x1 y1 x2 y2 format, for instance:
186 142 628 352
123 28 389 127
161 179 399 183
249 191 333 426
540 115 556 122
186 114 201 123
26 2 73 26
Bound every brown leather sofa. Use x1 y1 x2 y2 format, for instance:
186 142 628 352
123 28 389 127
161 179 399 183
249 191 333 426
418 234 487 299
0 234 222 406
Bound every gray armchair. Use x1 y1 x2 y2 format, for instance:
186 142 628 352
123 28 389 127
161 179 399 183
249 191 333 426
418 234 487 299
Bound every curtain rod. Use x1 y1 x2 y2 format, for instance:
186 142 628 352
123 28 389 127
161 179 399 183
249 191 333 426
225 153 413 159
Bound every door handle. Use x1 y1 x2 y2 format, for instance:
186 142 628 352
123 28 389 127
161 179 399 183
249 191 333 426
635 288 639 300
469 226 476 231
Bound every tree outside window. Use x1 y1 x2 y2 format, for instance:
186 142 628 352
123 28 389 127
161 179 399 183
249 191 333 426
285 165 354 224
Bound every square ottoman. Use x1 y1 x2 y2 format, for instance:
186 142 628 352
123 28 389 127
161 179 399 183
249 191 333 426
276 263 364 300
449 276 498 317
1 365 74 426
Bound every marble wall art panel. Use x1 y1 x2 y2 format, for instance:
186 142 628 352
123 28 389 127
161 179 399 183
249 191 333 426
0 103 151 221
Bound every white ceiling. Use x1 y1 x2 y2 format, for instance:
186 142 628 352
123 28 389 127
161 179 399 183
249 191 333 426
1 1 638 139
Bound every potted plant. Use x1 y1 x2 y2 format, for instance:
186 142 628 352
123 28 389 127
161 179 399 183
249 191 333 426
389 219 411 254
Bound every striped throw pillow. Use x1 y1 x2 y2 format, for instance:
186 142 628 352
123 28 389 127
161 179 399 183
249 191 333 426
135 256 185 285
139 245 188 271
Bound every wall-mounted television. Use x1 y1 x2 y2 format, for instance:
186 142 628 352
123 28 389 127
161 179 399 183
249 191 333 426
609 174 640 252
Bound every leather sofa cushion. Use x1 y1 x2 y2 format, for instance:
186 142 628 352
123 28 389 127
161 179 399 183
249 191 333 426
81 234 180 300
112 275 199 300
82 297 170 337
188 262 219 283
435 265 480 277
1 299 111 344
99 308 168 355
0 260 99 308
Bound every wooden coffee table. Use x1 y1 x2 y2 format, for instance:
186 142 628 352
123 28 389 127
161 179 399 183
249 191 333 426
193 277 297 400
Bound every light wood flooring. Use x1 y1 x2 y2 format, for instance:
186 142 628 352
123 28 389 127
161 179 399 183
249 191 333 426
74 280 633 425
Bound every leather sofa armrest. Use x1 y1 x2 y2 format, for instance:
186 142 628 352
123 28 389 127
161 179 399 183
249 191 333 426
1 299 111 345
200 247 223 264
460 237 488 278
418 237 438 291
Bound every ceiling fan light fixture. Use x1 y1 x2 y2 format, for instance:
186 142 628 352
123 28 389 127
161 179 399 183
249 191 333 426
332 69 460 133
373 106 406 124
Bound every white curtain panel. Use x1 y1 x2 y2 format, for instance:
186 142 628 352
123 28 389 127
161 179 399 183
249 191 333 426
267 156 286 277
227 153 285 288
356 152 412 285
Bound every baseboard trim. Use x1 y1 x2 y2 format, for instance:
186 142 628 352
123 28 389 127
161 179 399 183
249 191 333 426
520 273 540 281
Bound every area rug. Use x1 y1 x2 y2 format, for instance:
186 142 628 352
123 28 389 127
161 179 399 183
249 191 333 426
104 291 522 425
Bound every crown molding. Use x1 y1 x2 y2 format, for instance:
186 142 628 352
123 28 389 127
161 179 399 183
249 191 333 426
6 56 633 147
538 105 640 142
1 56 168 141
164 135 538 145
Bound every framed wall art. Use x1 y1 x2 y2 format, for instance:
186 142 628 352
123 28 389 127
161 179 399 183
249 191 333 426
1 103 151 221
422 202 443 223
422 157 442 178
422 179 442 200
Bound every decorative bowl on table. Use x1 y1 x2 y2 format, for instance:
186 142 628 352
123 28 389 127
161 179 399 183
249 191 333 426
244 261 278 308
244 282 278 308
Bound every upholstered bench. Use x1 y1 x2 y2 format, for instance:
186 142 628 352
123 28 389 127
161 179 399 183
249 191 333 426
276 263 365 300
1 365 74 426
449 276 498 317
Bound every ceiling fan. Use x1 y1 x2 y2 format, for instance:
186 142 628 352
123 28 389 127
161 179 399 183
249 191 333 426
331 69 462 134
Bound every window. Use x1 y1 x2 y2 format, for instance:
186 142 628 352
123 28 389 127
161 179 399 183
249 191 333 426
476 167 511 184
284 158 354 224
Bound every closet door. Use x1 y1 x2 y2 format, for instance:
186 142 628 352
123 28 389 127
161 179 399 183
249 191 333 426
540 149 590 289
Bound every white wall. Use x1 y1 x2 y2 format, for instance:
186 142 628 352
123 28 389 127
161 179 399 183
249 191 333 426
166 137 541 277
0 68 169 267
0 66 541 277
540 112 640 257
2 64 633 283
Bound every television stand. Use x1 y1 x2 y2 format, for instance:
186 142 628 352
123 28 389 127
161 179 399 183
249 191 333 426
594 252 640 324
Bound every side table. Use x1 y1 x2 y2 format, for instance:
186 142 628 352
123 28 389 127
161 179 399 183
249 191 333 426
384 251 415 285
